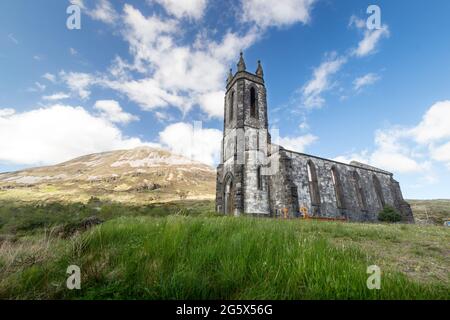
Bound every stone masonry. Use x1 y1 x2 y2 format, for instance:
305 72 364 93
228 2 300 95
216 53 414 223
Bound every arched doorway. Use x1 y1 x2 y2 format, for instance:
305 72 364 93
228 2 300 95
223 174 235 215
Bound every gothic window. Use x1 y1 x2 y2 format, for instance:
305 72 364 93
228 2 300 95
307 160 321 206
257 166 262 190
234 134 237 160
373 175 386 208
256 132 259 151
331 166 345 209
353 171 367 211
223 174 234 215
229 91 234 122
250 87 257 118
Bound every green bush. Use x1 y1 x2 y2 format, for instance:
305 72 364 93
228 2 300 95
378 206 402 222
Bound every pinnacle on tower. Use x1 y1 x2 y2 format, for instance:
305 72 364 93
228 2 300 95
227 68 233 83
237 51 246 72
256 60 264 78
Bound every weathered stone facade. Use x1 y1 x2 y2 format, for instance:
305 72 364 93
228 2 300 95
216 53 414 223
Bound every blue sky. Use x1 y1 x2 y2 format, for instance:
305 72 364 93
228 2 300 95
1 0 450 199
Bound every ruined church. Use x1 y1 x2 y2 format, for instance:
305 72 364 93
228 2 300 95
216 53 414 222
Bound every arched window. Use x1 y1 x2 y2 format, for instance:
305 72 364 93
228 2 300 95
353 171 367 211
223 174 234 215
331 166 345 209
373 175 385 207
250 87 257 118
234 134 237 160
307 160 321 206
229 91 234 122
257 166 262 190
256 131 259 151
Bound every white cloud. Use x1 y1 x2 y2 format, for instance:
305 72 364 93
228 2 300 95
333 151 371 165
56 2 311 120
42 92 71 101
299 119 309 131
96 4 259 118
242 0 315 28
197 91 225 118
298 14 390 110
69 47 78 56
411 100 450 168
0 108 15 117
348 15 366 29
410 100 450 144
154 111 173 122
28 82 46 92
152 0 208 20
279 134 318 153
301 53 347 108
353 73 380 91
71 0 117 25
60 71 95 99
355 128 427 174
35 82 46 91
430 142 450 169
8 33 19 45
354 26 390 57
0 105 148 166
159 122 222 166
87 0 118 25
349 15 390 58
335 150 426 174
370 150 426 174
70 0 84 8
103 78 190 111
335 101 450 174
42 73 56 83
93 100 139 124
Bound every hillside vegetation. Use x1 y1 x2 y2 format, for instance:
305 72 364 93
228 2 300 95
0 147 216 204
0 200 448 300
408 199 450 225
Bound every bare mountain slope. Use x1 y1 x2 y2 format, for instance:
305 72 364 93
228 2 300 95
0 147 216 203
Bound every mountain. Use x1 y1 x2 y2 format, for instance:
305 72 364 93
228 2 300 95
0 147 216 203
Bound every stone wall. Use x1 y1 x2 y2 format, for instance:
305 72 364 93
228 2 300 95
270 148 414 222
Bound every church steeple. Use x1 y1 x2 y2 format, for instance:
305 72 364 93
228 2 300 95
237 51 246 72
217 51 271 217
256 60 264 78
227 68 233 83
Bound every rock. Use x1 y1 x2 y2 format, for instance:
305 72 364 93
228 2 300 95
57 216 104 238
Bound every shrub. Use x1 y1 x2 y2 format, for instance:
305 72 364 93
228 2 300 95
378 206 402 222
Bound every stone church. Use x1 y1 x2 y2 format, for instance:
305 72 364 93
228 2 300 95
215 53 414 222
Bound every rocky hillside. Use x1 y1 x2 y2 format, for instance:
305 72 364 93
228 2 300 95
0 147 216 203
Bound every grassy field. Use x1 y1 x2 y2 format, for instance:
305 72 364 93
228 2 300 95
0 200 448 300
408 199 450 225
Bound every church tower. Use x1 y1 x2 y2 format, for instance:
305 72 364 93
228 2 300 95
216 53 271 215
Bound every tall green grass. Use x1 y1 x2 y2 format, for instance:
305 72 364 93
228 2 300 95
1 216 447 299
0 199 214 236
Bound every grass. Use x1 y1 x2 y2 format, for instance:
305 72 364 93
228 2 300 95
408 199 450 225
0 198 214 237
0 202 448 299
